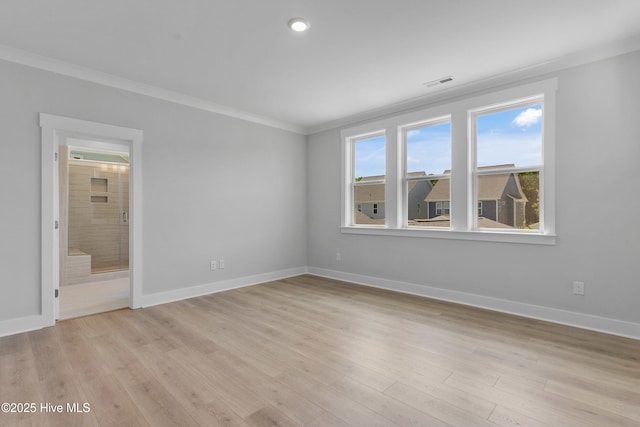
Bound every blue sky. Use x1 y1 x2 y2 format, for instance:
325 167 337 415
354 135 386 178
355 104 542 178
476 104 542 168
406 122 451 175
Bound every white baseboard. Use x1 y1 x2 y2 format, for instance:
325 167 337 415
137 266 308 308
0 314 50 338
0 267 307 338
307 267 640 340
3 266 638 341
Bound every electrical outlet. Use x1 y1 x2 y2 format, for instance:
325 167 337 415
573 281 585 295
219 259 225 269
336 252 341 262
210 260 217 271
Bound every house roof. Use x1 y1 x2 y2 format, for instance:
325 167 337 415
354 172 426 203
425 165 527 202
426 174 512 201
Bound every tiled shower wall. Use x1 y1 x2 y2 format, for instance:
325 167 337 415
68 161 129 273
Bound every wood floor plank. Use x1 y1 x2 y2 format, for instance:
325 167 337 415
80 374 150 427
330 376 450 427
306 411 352 427
488 405 553 427
135 342 250 427
136 305 220 354
137 347 248 427
0 348 39 388
126 379 199 427
275 370 400 427
384 380 497 426
165 346 270 418
544 379 640 422
446 372 639 427
26 328 75 382
97 309 154 348
208 349 325 425
56 321 112 383
246 406 301 427
89 331 157 388
0 331 30 356
0 274 638 427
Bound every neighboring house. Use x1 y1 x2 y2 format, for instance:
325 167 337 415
355 172 432 222
409 215 513 229
406 172 433 220
354 175 386 220
424 165 528 228
354 210 385 225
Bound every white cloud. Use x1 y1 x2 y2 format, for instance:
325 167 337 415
512 108 542 128
406 156 420 165
406 129 421 138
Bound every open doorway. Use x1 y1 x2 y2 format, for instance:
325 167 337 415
58 141 131 319
40 113 143 326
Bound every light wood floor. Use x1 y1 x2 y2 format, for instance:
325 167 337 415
1 275 638 426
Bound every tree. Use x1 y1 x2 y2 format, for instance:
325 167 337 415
518 172 539 225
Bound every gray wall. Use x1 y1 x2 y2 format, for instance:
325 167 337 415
0 59 307 322
307 50 640 325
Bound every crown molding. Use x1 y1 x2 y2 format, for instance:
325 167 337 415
0 43 306 135
3 32 640 137
307 34 640 135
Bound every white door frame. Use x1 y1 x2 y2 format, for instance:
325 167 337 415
40 113 143 324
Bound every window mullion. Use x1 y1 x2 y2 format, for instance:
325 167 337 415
385 126 399 229
450 110 469 231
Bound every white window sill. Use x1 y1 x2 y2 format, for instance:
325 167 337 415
340 226 556 245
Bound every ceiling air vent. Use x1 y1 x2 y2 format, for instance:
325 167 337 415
424 75 453 88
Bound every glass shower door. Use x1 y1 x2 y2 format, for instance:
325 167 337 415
117 165 130 271
68 156 130 277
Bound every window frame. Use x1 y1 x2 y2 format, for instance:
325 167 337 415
341 78 556 245
401 116 452 229
435 201 450 216
342 130 387 227
470 97 545 231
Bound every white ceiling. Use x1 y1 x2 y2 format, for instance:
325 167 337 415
2 1 640 134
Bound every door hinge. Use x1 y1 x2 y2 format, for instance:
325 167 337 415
55 220 59 230
54 152 58 161
55 289 59 298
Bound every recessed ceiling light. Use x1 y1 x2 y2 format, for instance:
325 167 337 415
288 17 310 32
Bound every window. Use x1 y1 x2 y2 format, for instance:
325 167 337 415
435 201 450 216
341 79 556 244
403 118 451 228
472 100 543 230
346 132 386 225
